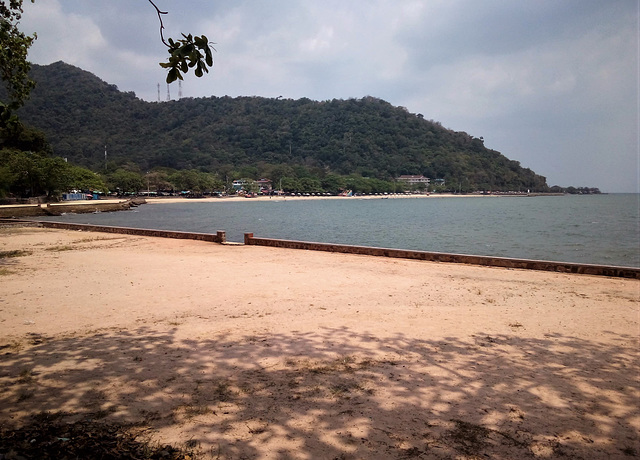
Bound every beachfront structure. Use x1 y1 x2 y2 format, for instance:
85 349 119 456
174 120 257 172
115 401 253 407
233 178 273 194
232 179 253 191
256 178 272 193
396 175 430 186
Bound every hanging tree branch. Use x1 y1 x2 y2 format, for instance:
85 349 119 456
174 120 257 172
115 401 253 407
148 0 215 83
148 0 169 46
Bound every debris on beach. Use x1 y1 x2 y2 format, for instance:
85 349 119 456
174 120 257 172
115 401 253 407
0 412 195 460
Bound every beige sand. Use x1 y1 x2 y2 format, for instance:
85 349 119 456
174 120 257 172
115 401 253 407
144 193 493 205
0 226 638 459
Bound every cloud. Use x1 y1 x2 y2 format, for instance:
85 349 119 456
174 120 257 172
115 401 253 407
381 0 637 190
22 0 171 95
21 1 107 67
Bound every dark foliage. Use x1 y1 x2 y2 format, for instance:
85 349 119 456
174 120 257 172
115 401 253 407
17 62 549 192
549 185 601 194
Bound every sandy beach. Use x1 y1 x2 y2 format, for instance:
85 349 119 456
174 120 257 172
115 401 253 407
0 225 638 458
143 193 497 206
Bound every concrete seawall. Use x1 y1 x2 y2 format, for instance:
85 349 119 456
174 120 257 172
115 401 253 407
244 233 640 279
2 220 637 279
1 220 226 244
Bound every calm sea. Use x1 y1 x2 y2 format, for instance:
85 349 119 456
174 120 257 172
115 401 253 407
39 194 639 268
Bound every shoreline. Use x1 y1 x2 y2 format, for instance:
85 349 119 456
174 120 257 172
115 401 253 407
1 226 638 458
13 219 638 278
144 192 553 205
0 191 562 212
0 192 551 215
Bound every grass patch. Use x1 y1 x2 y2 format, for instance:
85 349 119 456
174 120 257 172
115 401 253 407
209 381 234 402
17 389 34 402
139 409 162 422
446 419 528 455
0 249 31 258
183 404 212 419
18 368 35 384
329 380 364 397
45 245 75 252
76 236 125 244
0 340 23 352
447 419 491 455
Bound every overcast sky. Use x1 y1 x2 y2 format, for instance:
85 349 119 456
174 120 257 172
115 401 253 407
20 0 638 192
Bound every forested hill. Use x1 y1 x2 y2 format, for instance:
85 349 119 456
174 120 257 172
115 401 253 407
18 61 548 191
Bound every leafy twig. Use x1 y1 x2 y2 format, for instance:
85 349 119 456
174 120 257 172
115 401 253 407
148 0 215 83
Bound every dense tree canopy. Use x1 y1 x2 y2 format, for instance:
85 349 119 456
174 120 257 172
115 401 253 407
0 0 36 130
0 2 551 197
0 148 106 198
0 1 215 199
0 1 35 102
17 62 552 194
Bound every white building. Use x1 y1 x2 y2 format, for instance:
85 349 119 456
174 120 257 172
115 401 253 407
396 175 430 186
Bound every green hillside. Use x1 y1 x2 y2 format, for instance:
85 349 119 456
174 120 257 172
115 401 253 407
17 61 548 192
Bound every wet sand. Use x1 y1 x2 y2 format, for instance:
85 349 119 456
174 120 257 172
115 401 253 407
0 226 638 459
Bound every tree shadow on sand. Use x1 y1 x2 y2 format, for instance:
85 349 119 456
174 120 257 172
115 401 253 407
1 326 638 459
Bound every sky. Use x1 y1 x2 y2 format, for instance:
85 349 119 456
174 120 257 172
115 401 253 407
19 0 639 192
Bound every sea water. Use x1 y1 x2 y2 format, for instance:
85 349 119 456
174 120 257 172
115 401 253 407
39 194 640 268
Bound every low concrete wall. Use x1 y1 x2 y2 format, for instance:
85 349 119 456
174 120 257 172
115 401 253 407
244 233 640 279
43 201 135 215
0 196 48 205
0 219 40 228
4 220 635 278
0 205 44 218
19 221 226 244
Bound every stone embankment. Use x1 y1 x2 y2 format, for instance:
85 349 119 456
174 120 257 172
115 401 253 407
0 198 145 218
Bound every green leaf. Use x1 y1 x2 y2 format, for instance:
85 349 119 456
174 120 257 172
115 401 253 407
166 67 180 84
161 30 215 82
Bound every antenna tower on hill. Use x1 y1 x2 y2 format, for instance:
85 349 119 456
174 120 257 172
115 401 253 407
157 83 160 102
178 80 183 100
166 83 170 101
